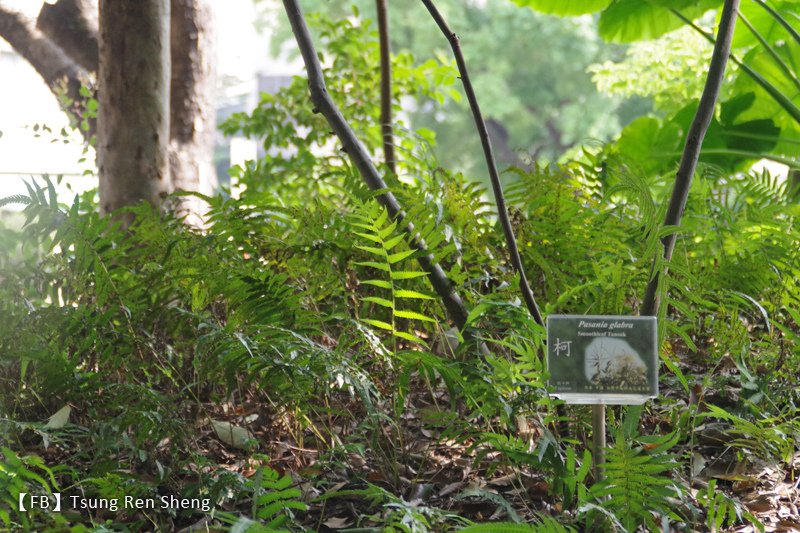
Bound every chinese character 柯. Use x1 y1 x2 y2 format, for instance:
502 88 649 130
554 338 572 357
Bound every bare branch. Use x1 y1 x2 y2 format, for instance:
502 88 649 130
281 0 471 330
420 0 545 327
641 0 740 316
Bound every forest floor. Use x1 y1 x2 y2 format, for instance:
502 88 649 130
120 351 799 533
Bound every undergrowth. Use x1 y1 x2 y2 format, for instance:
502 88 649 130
1 12 798 533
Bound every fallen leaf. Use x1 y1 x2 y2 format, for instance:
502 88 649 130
744 494 773 513
210 420 254 450
322 516 351 529
439 481 465 498
44 405 71 429
488 473 516 487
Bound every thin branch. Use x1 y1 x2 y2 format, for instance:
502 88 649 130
376 0 395 175
420 0 544 327
281 0 470 330
641 0 740 316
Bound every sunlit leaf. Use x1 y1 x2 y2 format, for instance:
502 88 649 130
394 310 435 322
363 296 394 308
599 0 720 43
511 0 611 16
362 318 394 331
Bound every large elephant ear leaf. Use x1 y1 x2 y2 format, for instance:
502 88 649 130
599 0 722 43
510 0 612 16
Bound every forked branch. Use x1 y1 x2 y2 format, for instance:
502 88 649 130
420 0 545 327
281 0 470 329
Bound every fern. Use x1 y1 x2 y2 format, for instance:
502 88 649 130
216 465 307 532
589 430 682 531
458 515 576 533
0 194 32 209
351 200 438 346
0 448 60 530
697 479 763 532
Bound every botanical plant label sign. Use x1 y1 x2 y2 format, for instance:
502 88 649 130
546 315 658 405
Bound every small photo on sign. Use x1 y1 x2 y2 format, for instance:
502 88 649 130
546 315 658 404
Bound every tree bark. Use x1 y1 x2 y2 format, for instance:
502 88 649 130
169 0 217 223
3 0 217 220
0 3 89 129
37 0 98 72
376 0 395 175
97 0 171 220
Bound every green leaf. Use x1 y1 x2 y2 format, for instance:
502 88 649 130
599 0 720 43
354 261 390 272
392 330 427 344
737 10 800 93
720 92 757 124
378 219 398 240
387 248 416 264
356 244 387 257
394 309 436 322
511 0 612 16
752 0 800 49
464 302 491 326
352 222 377 232
354 231 382 244
394 289 434 300
614 115 682 173
363 296 394 308
362 318 394 331
733 0 799 49
361 279 392 289
375 208 388 228
382 233 406 250
390 270 428 280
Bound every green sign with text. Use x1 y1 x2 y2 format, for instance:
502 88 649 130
547 315 658 405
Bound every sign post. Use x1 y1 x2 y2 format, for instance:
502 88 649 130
546 315 658 482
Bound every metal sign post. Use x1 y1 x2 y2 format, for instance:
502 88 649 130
546 315 658 482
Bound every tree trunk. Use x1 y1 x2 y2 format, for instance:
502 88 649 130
169 0 217 223
3 0 217 221
97 0 170 220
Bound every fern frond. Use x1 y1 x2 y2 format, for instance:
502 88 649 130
0 194 33 208
590 430 682 531
350 200 439 346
